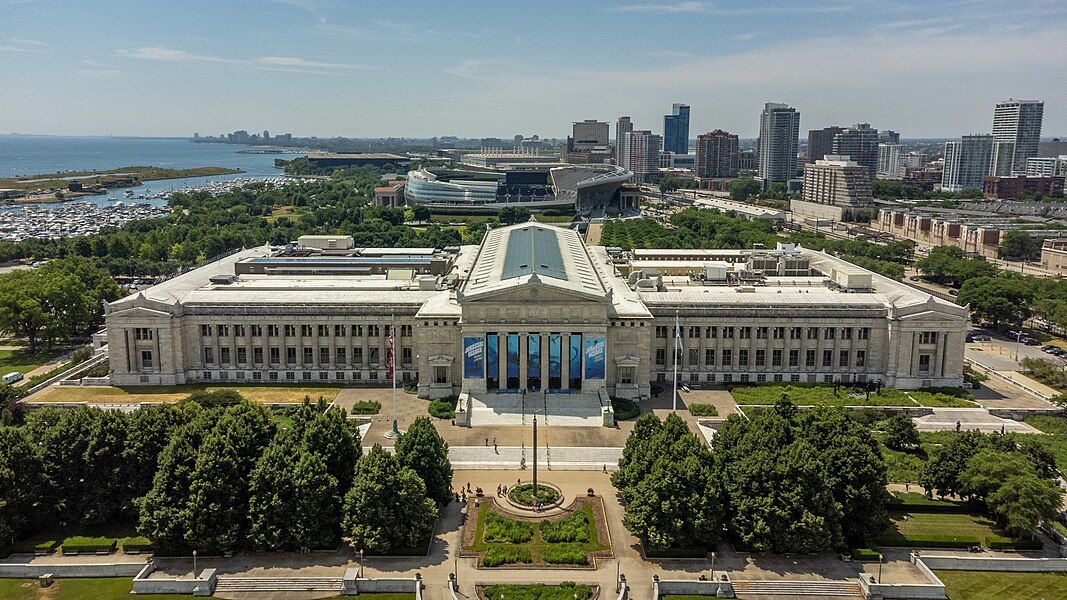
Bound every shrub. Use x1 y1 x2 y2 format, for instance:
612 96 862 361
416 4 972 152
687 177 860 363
540 511 590 543
851 548 882 561
611 397 640 420
508 483 560 507
350 400 381 415
985 535 1044 550
689 403 718 417
542 542 589 565
483 583 591 600
481 544 532 567
428 395 458 419
402 385 418 394
888 492 974 513
60 537 116 554
484 513 534 544
875 532 981 548
121 537 154 553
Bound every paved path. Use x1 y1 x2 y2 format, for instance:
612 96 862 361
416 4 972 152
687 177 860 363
913 407 1042 434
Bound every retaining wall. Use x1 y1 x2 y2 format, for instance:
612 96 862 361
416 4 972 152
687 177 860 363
0 562 145 579
652 574 734 598
918 555 1067 572
342 570 422 598
131 563 217 596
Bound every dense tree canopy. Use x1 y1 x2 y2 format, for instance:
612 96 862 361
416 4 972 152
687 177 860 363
395 417 452 505
0 427 44 543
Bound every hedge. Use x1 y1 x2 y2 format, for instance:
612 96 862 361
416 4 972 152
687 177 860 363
875 533 981 548
350 400 381 415
542 542 589 565
851 548 882 561
985 536 1044 550
482 544 532 567
689 403 718 417
611 397 640 420
888 492 975 513
61 537 117 555
121 537 154 553
483 513 534 544
428 396 458 419
540 511 590 543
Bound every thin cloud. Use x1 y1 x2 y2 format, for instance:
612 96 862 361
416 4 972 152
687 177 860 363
8 37 48 46
611 1 853 15
733 33 757 40
314 19 436 43
613 2 708 13
117 46 374 75
76 68 122 79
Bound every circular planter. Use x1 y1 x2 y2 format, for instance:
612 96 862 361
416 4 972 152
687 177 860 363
502 481 564 513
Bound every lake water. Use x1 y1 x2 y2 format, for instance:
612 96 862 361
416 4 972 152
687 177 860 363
0 135 304 208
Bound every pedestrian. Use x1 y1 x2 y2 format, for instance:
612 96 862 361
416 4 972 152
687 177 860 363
602 464 607 473
905 483 910 493
493 437 497 451
956 420 961 432
467 482 471 493
496 484 501 497
485 437 488 446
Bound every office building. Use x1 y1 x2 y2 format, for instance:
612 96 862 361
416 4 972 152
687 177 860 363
879 130 900 145
106 223 967 400
982 175 1064 200
663 103 690 155
832 123 880 177
1040 239 1067 276
1025 156 1067 177
1038 139 1067 158
993 99 1043 173
941 135 1013 192
793 157 873 220
877 144 903 179
695 130 740 178
615 117 633 166
807 126 844 164
571 120 610 149
902 152 927 169
758 102 801 186
622 130 663 182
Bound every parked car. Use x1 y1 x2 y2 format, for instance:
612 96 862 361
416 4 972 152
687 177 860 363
1022 337 1040 346
948 289 959 296
2 371 22 385
1043 345 1060 353
970 333 991 342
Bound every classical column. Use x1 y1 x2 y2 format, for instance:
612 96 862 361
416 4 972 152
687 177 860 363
519 332 528 390
560 334 570 389
540 333 550 391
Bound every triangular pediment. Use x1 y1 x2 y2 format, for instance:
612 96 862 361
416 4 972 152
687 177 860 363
462 279 607 304
106 306 174 319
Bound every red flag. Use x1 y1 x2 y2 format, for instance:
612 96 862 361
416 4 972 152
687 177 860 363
387 325 395 380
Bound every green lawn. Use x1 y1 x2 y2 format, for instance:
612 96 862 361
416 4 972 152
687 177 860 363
0 578 197 600
731 384 976 408
0 348 64 377
1024 415 1067 474
880 443 925 483
876 511 999 547
466 503 609 566
936 571 1067 600
30 383 343 405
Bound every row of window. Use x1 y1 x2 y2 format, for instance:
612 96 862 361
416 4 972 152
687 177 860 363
656 372 862 384
201 370 417 382
655 325 873 341
198 324 413 338
655 347 869 368
202 346 413 366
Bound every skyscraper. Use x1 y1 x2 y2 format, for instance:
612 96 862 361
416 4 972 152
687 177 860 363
877 144 903 179
615 116 633 166
663 103 690 154
878 130 900 145
807 126 844 164
993 99 1043 173
757 102 800 186
622 130 662 182
571 120 609 149
832 123 880 178
695 130 739 178
942 134 1015 192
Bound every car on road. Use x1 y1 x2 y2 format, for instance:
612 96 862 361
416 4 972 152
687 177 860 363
967 333 991 342
1021 337 1040 346
2 371 22 385
948 289 959 296
1043 345 1060 353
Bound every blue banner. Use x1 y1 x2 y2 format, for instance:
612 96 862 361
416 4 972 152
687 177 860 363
584 336 606 380
464 336 484 379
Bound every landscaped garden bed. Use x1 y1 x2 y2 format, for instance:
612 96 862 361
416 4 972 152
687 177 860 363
731 383 976 408
479 583 595 600
461 497 611 568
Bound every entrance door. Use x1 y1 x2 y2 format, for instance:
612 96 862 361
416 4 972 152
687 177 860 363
486 333 499 390
527 334 541 391
506 333 520 389
548 334 562 390
568 333 582 390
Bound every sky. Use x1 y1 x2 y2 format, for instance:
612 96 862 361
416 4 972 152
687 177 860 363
1 0 1065 139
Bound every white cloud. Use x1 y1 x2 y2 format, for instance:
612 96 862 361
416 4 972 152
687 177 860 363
613 2 708 13
117 46 373 74
8 37 48 46
611 1 853 15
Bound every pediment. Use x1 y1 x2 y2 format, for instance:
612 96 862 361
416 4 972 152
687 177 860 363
106 306 174 320
462 282 607 305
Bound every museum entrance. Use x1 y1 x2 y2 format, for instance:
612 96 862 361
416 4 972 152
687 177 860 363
481 331 589 392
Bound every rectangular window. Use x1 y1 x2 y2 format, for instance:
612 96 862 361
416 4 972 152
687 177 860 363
919 354 931 372
723 373 733 383
434 366 448 385
319 371 329 380
548 333 562 389
859 327 870 340
721 349 732 367
351 325 363 337
318 325 329 337
267 324 279 337
656 326 668 338
705 348 715 366
739 327 752 339
807 327 819 340
772 327 785 340
253 371 263 380
790 327 802 340
203 347 214 364
219 347 231 364
234 325 245 337
140 350 153 368
402 347 412 366
320 347 330 364
369 347 380 364
270 347 280 364
723 327 735 339
286 347 297 364
216 324 229 337
368 325 380 337
856 350 866 367
805 350 816 368
920 332 937 344
301 325 313 337
738 349 749 366
755 349 765 367
527 334 541 391
253 347 263 364
251 324 263 337
284 324 296 337
842 327 853 340
824 327 835 340
236 347 246 364
568 333 582 389
706 326 717 338
353 347 363 365
200 324 210 337
756 327 768 340
402 325 413 337
823 350 833 367
135 328 153 340
772 349 783 367
336 347 347 365
688 326 700 338
269 371 278 381
334 324 346 337
688 348 699 366
840 350 850 367
789 349 799 367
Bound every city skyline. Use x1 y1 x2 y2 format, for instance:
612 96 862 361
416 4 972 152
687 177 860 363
0 0 1065 138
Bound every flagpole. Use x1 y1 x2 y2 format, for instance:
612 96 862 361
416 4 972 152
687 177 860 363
385 310 401 438
673 310 679 413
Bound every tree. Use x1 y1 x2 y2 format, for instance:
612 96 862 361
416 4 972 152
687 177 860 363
620 414 721 549
395 417 452 504
658 176 681 194
957 276 1033 327
248 432 340 551
728 177 760 201
987 474 1061 538
183 388 244 408
342 445 438 554
411 205 431 222
883 414 920 450
301 406 362 495
998 231 1044 262
498 206 531 225
0 427 44 543
612 412 664 498
920 430 991 498
124 403 194 501
959 450 1036 500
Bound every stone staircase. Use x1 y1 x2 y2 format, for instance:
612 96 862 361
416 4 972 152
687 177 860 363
213 575 344 593
733 579 863 598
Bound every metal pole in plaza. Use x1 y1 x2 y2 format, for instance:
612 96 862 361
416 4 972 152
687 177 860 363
532 415 538 497
673 310 680 413
387 310 400 438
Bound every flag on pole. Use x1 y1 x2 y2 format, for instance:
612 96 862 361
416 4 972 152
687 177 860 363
387 324 395 381
674 314 684 353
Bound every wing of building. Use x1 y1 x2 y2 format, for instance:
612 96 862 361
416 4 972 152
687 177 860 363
106 224 967 396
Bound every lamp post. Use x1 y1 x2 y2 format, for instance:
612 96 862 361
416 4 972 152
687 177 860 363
878 554 883 584
532 415 539 498
192 550 197 579
359 548 364 578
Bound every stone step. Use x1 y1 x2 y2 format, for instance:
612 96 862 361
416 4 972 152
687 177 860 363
214 576 343 592
733 579 862 597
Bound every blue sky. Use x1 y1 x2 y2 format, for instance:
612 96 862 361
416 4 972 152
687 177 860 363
1 0 1065 138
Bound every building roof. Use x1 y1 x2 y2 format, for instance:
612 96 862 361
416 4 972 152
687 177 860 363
307 152 407 160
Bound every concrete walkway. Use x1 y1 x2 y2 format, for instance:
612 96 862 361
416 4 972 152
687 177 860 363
913 407 1042 434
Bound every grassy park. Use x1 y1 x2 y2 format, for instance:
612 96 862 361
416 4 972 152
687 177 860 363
465 501 610 567
936 571 1067 599
0 166 241 192
731 383 976 408
28 383 343 404
0 347 66 377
